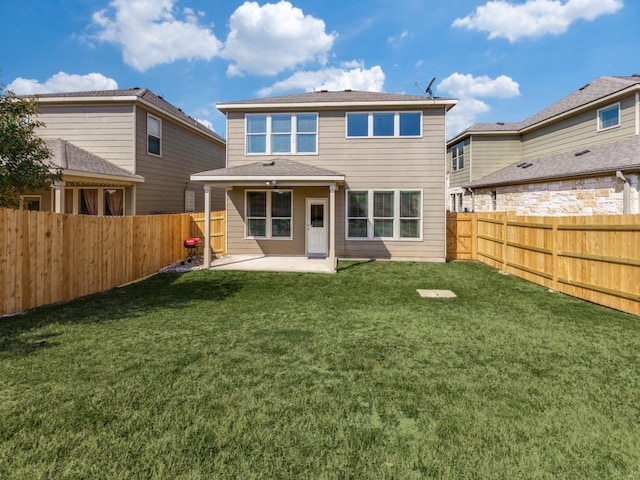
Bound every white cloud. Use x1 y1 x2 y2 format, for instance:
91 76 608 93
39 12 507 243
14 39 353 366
221 1 337 76
437 73 520 138
92 0 222 71
7 72 118 95
438 73 520 99
195 118 214 131
445 98 491 139
452 0 624 42
388 30 411 45
257 65 385 97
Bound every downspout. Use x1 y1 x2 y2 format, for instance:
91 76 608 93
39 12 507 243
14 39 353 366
467 187 475 212
616 171 631 214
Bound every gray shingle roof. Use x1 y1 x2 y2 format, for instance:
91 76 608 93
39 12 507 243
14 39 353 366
450 75 640 141
466 136 640 188
34 88 225 143
192 158 344 179
44 138 144 181
218 89 456 109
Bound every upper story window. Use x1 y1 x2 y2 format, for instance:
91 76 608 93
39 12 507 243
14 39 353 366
346 112 422 138
451 141 465 171
597 103 620 131
147 114 162 156
246 113 318 155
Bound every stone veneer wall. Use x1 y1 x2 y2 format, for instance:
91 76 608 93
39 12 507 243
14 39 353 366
466 174 640 216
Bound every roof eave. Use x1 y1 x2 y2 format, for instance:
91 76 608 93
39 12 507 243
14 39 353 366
191 174 345 182
217 99 457 112
60 168 145 183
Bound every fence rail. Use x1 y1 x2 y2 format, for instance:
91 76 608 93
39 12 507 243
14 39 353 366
447 212 640 316
1 209 226 317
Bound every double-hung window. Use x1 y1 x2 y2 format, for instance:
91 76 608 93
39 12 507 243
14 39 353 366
346 112 422 138
246 190 292 239
246 114 317 154
451 141 465 171
147 114 161 155
347 189 422 240
597 103 620 131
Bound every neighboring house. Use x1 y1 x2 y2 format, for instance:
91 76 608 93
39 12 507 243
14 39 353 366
446 75 640 215
191 90 456 268
22 88 225 215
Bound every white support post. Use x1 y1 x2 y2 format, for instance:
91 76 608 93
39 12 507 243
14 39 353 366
52 181 65 213
204 184 212 268
329 183 336 270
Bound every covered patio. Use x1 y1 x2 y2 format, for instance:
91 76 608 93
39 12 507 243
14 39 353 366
191 158 345 271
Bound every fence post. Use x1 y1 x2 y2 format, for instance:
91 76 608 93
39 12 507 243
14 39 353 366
502 213 508 272
471 213 478 261
551 216 559 291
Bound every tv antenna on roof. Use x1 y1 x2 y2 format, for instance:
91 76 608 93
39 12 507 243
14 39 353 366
415 76 436 99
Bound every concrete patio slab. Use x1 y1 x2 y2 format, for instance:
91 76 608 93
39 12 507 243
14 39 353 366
209 255 336 274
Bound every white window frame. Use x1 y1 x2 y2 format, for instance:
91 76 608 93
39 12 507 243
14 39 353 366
345 189 423 241
597 103 620 131
245 113 318 155
147 114 162 156
245 189 293 240
20 195 41 211
451 141 465 172
345 112 423 138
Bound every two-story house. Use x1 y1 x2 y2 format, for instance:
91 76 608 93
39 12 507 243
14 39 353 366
192 90 456 269
22 88 226 215
446 75 640 215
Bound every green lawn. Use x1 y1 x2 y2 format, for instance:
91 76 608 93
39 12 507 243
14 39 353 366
1 261 639 479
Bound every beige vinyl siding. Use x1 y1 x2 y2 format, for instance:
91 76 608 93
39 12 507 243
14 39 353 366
226 108 447 261
470 135 522 181
36 104 136 171
448 140 471 188
522 95 636 159
134 106 225 214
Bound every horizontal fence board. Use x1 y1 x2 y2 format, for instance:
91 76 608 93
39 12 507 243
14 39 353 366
447 212 640 316
0 209 226 317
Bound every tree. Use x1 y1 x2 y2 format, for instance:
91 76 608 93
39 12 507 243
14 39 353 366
0 82 59 208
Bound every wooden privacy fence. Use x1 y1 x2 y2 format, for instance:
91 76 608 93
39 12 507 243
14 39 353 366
0 209 226 317
447 212 640 316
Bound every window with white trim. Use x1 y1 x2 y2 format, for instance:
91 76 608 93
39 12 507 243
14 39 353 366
450 141 465 171
20 195 41 211
346 189 422 240
246 114 317 154
147 114 161 155
597 103 620 131
346 112 422 138
246 190 292 239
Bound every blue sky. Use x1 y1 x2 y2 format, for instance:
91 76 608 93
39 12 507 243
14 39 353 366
1 0 636 139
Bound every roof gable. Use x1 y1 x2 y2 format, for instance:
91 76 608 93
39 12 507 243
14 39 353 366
449 75 640 142
33 88 225 144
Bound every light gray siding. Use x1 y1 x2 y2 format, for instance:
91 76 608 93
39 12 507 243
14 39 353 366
522 95 636 159
225 107 448 260
134 106 225 214
37 104 136 171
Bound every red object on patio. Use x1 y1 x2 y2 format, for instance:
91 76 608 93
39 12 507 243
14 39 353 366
181 237 201 265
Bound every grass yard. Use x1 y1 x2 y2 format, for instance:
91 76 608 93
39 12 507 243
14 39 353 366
1 260 640 479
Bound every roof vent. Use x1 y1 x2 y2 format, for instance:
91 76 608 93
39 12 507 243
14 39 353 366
319 89 329 93
344 89 352 92
496 122 505 125
578 83 590 91
632 73 640 78
517 162 533 169
262 160 275 166
574 149 590 156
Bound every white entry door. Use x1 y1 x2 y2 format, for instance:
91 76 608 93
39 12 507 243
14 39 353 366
306 198 328 257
